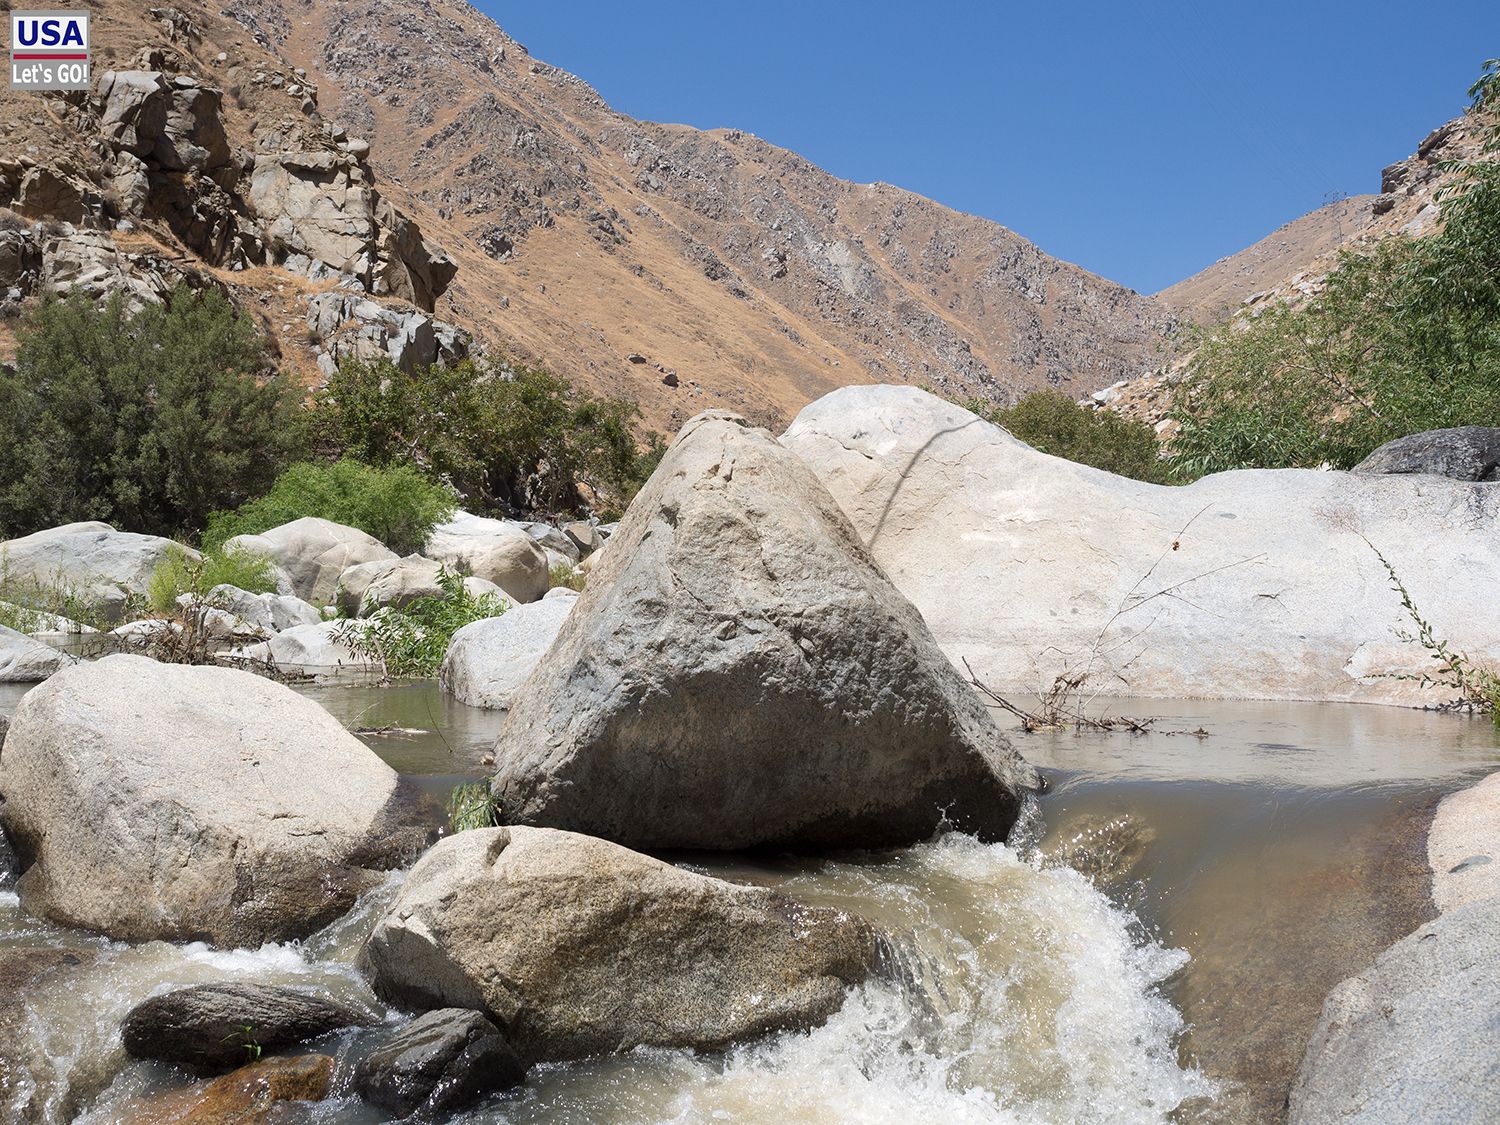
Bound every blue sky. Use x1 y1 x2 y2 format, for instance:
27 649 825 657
476 2 1499 295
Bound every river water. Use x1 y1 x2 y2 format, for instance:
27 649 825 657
0 683 1494 1124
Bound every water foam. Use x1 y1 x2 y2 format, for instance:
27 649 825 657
476 834 1210 1124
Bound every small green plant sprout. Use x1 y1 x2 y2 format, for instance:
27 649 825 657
221 1023 262 1062
447 781 501 833
1370 541 1500 723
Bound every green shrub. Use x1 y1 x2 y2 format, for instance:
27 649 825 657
311 357 662 515
332 570 506 677
446 781 501 833
548 561 587 592
146 544 279 616
0 286 305 539
966 390 1170 483
204 460 456 556
1168 62 1500 478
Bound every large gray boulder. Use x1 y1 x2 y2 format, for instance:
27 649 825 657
782 386 1500 706
360 827 883 1064
122 983 375 1071
338 554 445 617
439 593 577 710
0 625 73 682
492 411 1038 850
238 620 382 679
206 584 321 633
224 517 396 606
425 512 549 604
0 521 192 623
1355 426 1500 482
1288 896 1500 1124
0 655 427 945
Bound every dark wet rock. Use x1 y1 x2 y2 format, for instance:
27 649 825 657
121 983 375 1071
1289 895 1500 1124
355 1008 525 1118
1353 426 1500 482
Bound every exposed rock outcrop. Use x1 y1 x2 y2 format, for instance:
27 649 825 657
782 385 1500 706
247 118 454 311
492 411 1038 849
439 592 577 709
1355 426 1500 482
360 827 884 1064
0 655 427 945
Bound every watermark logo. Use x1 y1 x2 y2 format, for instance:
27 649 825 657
10 10 90 91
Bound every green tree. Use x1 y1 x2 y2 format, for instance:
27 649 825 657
966 390 1170 483
0 287 304 538
312 357 661 516
1169 61 1500 478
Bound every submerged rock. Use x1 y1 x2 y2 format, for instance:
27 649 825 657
0 655 428 945
492 411 1037 850
355 1008 525 1117
0 624 73 682
116 1053 334 1124
439 593 577 710
1354 426 1500 482
360 827 884 1064
0 521 190 624
1288 896 1500 1124
121 983 375 1071
224 517 396 606
782 385 1500 707
425 512 549 603
241 620 381 679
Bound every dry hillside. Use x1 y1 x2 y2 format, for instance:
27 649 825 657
0 0 1177 433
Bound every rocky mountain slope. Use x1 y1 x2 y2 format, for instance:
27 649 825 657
1099 116 1489 429
0 0 1175 432
1156 194 1375 325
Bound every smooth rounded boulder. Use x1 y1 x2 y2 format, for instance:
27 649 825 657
1288 896 1500 1124
782 385 1500 706
224 517 397 606
492 411 1038 850
0 655 428 945
425 512 549 603
0 625 73 682
360 827 884 1064
0 521 191 623
439 592 577 710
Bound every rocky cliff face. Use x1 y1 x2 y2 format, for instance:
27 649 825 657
0 0 1177 430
